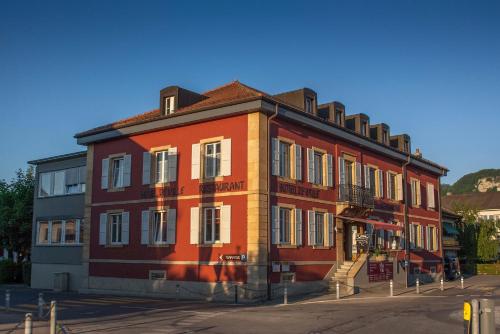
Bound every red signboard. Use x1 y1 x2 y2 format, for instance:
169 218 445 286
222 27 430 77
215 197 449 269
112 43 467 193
367 261 393 282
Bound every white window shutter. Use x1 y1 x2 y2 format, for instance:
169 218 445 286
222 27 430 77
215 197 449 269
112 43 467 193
272 138 280 176
328 213 335 247
101 158 109 190
307 148 314 183
425 226 430 250
169 96 175 112
271 206 280 244
141 210 150 245
427 184 435 209
377 170 384 198
294 144 302 181
166 208 177 244
190 207 200 244
221 139 231 176
338 157 345 185
142 152 151 185
121 212 129 245
123 154 132 187
326 154 333 187
355 162 362 187
295 208 302 246
308 210 315 246
168 147 178 182
396 174 403 201
99 213 107 245
364 165 370 189
220 205 231 243
420 225 425 248
416 181 422 206
75 219 81 244
409 224 414 249
191 144 200 180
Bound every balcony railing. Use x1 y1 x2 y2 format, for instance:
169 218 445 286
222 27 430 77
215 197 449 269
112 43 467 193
338 184 375 209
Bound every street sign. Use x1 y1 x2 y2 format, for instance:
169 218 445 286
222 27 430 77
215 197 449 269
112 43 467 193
218 254 247 262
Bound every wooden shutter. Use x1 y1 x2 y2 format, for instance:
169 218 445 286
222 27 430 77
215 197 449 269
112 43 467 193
123 154 132 187
294 144 302 181
307 148 314 183
142 152 151 185
420 225 425 249
220 205 231 243
141 210 150 245
364 165 370 189
338 157 345 185
168 147 178 182
101 158 109 190
377 170 384 198
166 209 177 244
99 213 107 245
427 184 435 209
190 207 200 244
191 143 200 180
308 210 315 246
425 226 430 250
326 154 333 187
409 224 414 249
355 162 362 187
272 138 280 176
328 213 335 247
396 174 403 201
221 139 231 176
295 208 302 246
121 212 129 245
416 181 422 206
271 206 280 244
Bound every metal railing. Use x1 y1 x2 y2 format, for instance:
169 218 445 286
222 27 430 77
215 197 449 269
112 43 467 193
338 184 375 208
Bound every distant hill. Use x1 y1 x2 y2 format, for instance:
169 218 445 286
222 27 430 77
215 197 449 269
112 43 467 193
442 169 500 195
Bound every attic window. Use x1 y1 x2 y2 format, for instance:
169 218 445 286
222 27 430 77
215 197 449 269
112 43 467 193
305 97 313 114
335 110 342 125
383 129 389 144
404 140 410 153
164 96 175 115
361 121 367 136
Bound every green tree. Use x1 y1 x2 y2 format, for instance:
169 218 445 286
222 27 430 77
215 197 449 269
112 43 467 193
476 219 499 262
0 168 35 260
453 203 479 261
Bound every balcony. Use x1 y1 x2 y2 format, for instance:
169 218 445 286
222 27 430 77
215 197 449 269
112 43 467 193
338 184 375 209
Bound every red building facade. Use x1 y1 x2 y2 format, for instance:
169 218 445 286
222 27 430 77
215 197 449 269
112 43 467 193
75 82 447 299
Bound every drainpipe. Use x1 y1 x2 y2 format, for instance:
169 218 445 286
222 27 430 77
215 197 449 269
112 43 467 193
267 103 279 300
437 175 444 280
402 154 411 288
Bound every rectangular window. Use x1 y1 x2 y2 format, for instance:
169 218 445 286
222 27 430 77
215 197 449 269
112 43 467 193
361 121 367 136
53 171 65 196
305 97 313 114
279 141 291 178
51 221 63 244
315 212 324 246
36 219 82 245
164 96 175 115
382 130 388 144
39 167 86 198
203 207 221 243
313 152 323 185
204 142 221 178
152 211 168 244
279 207 292 244
335 110 342 125
39 173 52 197
367 166 376 194
64 219 76 244
110 214 123 244
388 173 397 200
411 179 420 206
112 158 124 188
344 160 354 185
37 221 49 244
155 151 169 183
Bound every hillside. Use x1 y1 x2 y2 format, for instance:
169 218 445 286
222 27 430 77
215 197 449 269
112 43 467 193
442 169 500 195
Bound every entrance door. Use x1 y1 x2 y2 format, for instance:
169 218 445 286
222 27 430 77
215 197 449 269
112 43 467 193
344 224 358 261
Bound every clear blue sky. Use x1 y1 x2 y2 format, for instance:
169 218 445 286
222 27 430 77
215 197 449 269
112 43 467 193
1 0 499 184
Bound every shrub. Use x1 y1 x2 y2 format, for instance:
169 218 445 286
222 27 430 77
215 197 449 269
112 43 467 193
0 259 23 283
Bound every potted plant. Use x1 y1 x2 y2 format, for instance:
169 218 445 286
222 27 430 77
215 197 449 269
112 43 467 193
372 248 387 262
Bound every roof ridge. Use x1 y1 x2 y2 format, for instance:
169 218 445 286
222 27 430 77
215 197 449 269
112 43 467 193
201 80 241 95
201 80 268 97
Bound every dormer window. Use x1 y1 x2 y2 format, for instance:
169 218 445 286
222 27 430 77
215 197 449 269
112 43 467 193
404 140 410 153
164 96 175 115
383 129 389 144
305 97 313 114
335 110 343 125
361 121 367 136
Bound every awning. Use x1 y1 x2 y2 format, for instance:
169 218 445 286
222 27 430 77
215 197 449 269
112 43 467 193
443 222 460 235
334 215 403 231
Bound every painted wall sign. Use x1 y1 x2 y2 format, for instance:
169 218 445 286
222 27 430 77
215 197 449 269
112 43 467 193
367 261 394 282
199 181 245 194
278 183 320 198
140 186 184 199
218 254 247 262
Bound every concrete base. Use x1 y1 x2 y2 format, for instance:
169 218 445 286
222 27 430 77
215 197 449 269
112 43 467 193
31 263 85 291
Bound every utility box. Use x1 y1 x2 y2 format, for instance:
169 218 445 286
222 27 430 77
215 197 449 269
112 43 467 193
53 272 69 292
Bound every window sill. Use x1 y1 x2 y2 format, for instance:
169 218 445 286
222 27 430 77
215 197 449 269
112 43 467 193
312 246 332 250
35 243 83 247
200 177 224 183
107 187 125 193
148 244 171 248
105 244 124 248
38 192 85 199
277 244 298 249
150 182 175 188
197 243 224 248
277 177 296 184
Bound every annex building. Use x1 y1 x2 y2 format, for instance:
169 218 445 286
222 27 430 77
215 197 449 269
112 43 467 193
30 81 448 299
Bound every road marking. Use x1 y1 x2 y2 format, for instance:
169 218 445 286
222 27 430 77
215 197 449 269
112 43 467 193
295 295 449 305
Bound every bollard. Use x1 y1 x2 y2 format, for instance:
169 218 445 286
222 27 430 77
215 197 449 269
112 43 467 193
175 284 180 301
38 293 44 318
479 298 495 334
461 276 464 290
471 299 479 334
336 281 340 300
389 280 393 297
5 289 10 312
416 278 420 294
283 283 288 305
234 285 238 304
440 278 444 292
50 301 57 334
24 313 33 334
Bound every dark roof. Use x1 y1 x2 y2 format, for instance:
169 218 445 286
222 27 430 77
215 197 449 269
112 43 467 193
442 208 461 219
441 192 500 211
28 151 87 165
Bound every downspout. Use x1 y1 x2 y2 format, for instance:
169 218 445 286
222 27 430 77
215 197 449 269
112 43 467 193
437 175 444 280
267 103 279 300
402 154 411 288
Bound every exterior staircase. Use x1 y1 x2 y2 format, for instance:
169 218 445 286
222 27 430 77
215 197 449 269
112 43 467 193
329 261 354 296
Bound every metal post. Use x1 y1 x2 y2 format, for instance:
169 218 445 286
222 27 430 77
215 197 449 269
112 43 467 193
38 293 44 318
471 299 479 334
50 301 57 334
24 313 32 334
479 298 495 334
336 281 340 300
234 285 238 304
440 278 444 291
390 280 393 297
416 278 420 294
5 289 10 312
283 282 288 305
461 276 464 290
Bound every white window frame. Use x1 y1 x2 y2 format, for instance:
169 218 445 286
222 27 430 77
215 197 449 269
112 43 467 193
110 213 123 245
279 207 292 245
155 150 169 184
204 142 221 178
111 157 125 189
152 210 168 245
203 207 221 244
279 141 292 179
314 212 325 246
38 167 86 198
387 172 397 201
36 219 82 246
164 96 175 115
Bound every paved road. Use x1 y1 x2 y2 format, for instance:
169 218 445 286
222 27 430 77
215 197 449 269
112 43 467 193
1 276 498 333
